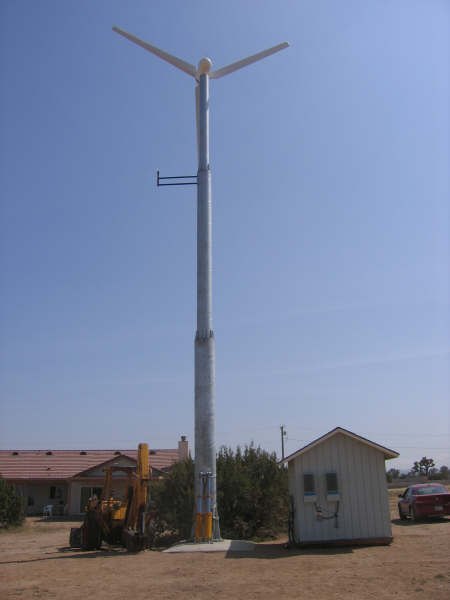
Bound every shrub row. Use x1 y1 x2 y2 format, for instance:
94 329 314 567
0 477 25 527
150 444 289 542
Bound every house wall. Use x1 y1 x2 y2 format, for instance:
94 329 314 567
68 457 137 514
68 478 132 514
82 455 135 478
68 479 100 514
12 481 68 516
289 433 392 543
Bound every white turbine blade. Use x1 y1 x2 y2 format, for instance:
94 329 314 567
209 42 289 79
112 26 196 78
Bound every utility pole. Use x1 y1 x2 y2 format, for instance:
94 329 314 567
112 26 289 541
280 425 287 460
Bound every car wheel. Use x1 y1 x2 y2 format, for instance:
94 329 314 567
398 505 407 521
409 506 419 522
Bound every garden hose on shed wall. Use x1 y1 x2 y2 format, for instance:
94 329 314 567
314 501 340 528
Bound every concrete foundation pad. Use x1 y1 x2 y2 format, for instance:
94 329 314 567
163 539 256 553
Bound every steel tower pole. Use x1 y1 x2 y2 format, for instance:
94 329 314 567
194 71 219 538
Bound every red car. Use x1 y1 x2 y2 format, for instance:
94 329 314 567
398 483 450 521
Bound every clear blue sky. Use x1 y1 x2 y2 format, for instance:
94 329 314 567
1 0 448 471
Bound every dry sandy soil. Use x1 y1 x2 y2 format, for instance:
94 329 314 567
0 489 448 600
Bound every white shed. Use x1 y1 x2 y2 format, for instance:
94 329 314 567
281 427 399 546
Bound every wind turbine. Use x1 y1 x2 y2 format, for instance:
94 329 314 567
113 26 289 541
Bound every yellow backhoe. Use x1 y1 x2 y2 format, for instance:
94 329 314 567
69 443 151 552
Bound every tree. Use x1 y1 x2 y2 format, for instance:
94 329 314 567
428 465 450 481
150 444 289 543
411 462 421 476
386 468 400 482
439 465 449 479
411 457 435 477
150 457 195 540
0 476 25 527
216 444 289 540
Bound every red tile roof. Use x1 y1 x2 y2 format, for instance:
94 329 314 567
0 448 180 481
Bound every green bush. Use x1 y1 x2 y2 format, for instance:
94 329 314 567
150 457 195 541
0 477 25 527
150 444 289 542
217 444 289 540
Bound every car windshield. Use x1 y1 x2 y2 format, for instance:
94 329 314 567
413 485 447 495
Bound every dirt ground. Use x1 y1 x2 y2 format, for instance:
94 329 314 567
0 489 448 600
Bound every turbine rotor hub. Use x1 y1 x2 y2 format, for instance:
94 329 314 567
198 57 212 75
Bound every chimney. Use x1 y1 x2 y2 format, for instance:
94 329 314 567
178 435 190 461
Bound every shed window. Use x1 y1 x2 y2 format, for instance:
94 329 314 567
326 472 338 494
303 473 315 495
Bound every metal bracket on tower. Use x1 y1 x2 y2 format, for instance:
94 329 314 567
157 169 198 186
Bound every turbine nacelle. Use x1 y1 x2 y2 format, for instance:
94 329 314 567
197 57 212 76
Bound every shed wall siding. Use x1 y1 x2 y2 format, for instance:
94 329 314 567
290 433 392 543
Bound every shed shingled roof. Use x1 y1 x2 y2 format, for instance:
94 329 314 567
0 448 179 480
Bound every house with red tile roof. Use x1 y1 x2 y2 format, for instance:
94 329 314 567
0 436 189 516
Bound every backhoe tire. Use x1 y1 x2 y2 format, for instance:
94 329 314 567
81 512 102 550
122 529 148 552
69 527 82 548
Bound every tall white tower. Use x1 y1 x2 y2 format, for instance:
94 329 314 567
113 27 289 540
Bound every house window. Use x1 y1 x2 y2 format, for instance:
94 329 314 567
80 487 103 512
50 486 63 499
